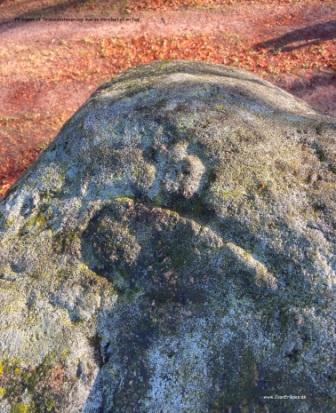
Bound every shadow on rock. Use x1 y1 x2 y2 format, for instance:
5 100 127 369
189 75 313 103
80 196 320 412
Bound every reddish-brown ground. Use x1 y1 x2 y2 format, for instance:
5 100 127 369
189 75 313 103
0 0 335 197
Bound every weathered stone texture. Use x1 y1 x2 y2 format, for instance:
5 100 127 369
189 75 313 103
0 61 335 412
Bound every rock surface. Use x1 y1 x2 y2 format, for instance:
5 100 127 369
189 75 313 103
0 61 335 413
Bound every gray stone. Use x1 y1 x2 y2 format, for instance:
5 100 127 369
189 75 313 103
0 61 335 413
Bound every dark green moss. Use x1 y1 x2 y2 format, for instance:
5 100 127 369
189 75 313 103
52 230 79 255
0 354 67 413
209 346 260 412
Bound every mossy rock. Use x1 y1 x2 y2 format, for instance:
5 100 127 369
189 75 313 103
0 61 335 412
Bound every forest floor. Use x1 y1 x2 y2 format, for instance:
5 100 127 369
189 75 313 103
0 0 335 196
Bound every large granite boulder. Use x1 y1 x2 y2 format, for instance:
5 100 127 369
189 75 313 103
0 61 335 413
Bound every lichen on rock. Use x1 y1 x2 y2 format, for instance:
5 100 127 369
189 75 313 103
0 61 335 412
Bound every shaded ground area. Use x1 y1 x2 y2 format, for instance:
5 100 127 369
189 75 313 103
255 19 336 51
0 0 335 196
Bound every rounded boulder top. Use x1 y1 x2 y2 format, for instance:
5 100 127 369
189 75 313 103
0 61 335 413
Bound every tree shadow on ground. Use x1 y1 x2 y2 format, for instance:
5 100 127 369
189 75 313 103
282 70 336 93
255 20 336 52
274 70 336 117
